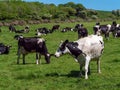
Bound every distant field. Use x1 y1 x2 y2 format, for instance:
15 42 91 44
0 21 120 90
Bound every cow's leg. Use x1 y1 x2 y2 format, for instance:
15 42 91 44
79 64 83 77
85 56 90 79
105 32 109 40
36 53 41 64
23 54 25 64
17 54 20 64
97 59 101 73
39 54 41 64
88 64 91 75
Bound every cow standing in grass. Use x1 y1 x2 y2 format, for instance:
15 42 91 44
93 22 111 39
74 24 88 39
54 35 104 79
110 21 120 37
14 35 51 64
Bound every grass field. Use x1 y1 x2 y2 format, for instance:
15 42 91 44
0 21 120 90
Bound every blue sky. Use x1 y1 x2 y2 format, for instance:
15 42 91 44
25 0 120 11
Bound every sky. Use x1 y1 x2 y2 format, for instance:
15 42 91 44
25 0 120 11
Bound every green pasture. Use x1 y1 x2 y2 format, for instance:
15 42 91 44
0 21 120 90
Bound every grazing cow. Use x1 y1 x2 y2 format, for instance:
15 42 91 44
93 22 111 39
51 25 60 32
61 27 73 32
35 27 52 36
75 24 88 39
14 35 51 64
0 43 11 54
54 35 104 79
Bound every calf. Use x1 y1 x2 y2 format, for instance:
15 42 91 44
14 35 51 64
55 35 104 79
0 43 11 54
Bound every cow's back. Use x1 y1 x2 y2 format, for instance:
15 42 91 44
19 37 45 53
76 35 104 58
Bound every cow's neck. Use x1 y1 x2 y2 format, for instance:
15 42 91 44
66 42 83 58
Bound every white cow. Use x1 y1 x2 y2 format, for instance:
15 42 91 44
55 35 104 79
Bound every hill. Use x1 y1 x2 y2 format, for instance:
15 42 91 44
0 1 119 26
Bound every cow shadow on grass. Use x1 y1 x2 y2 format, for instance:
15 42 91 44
15 70 91 80
45 70 89 78
11 62 48 65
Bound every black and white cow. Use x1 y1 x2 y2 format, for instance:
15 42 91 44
35 27 52 36
0 43 11 54
93 22 111 39
110 21 120 37
61 27 73 32
14 35 51 64
54 35 104 79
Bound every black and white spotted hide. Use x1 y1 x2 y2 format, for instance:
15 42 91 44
66 42 83 58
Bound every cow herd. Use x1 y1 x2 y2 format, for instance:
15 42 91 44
0 21 120 79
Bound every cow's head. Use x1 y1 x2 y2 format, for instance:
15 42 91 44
55 40 69 57
14 35 23 40
37 39 52 64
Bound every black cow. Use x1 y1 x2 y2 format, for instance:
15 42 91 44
51 25 60 32
75 24 88 39
74 24 83 32
0 43 11 54
14 35 51 64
